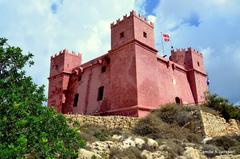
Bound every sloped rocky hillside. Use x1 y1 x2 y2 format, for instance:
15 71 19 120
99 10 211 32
67 105 240 159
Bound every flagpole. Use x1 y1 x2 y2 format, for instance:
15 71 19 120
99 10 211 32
161 32 165 56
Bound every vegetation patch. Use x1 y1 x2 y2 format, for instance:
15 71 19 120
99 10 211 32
133 104 202 143
0 38 85 158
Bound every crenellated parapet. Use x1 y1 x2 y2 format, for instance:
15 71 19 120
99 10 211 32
171 47 203 57
110 10 154 28
51 49 81 59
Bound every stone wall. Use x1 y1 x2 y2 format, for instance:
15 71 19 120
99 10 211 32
200 110 240 137
66 110 240 137
66 114 138 130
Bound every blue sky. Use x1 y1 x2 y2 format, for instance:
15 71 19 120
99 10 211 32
0 0 239 105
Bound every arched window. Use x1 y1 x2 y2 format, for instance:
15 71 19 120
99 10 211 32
73 93 79 107
175 97 182 105
97 86 104 101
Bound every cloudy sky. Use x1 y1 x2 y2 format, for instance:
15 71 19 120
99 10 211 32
0 0 239 105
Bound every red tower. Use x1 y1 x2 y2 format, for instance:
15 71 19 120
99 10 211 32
170 48 208 103
48 49 82 113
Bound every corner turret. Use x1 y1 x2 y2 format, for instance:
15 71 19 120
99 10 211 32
48 49 82 113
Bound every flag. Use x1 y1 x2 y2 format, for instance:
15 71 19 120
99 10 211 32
162 33 170 42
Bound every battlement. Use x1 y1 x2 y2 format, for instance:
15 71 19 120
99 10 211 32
110 10 154 28
51 49 81 59
171 47 203 57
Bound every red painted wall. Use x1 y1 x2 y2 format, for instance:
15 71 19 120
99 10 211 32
48 11 208 117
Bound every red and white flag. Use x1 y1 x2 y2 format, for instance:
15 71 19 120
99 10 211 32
162 33 170 42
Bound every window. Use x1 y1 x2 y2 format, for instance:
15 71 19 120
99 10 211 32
55 65 58 70
175 97 182 105
101 66 106 73
120 32 124 38
73 93 79 107
78 75 82 81
97 86 104 101
197 61 200 66
143 32 147 38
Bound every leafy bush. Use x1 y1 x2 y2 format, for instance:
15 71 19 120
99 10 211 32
152 104 196 127
0 38 85 158
204 93 240 121
133 104 202 143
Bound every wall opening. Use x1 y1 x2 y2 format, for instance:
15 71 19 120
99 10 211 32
78 75 82 81
175 97 182 105
73 93 79 107
143 32 147 38
101 66 106 73
120 32 124 38
97 86 104 101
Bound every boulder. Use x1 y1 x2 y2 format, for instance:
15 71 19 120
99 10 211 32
122 137 136 149
180 147 207 159
134 137 145 149
141 150 166 159
112 134 123 141
141 150 153 159
147 138 158 149
78 148 102 159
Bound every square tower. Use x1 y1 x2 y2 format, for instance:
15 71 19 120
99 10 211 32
48 49 82 113
111 10 155 50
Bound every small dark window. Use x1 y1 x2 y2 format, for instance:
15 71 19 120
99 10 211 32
197 61 200 66
105 57 111 64
97 86 104 101
175 97 182 105
120 32 124 38
73 93 79 107
78 75 82 81
143 32 147 38
55 65 58 70
101 66 106 73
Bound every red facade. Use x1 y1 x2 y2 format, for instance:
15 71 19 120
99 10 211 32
48 11 208 117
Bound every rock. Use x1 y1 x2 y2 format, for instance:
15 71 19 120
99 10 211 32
202 137 212 144
134 137 145 149
89 141 114 156
180 147 207 159
141 150 153 159
147 138 158 149
78 148 102 159
112 134 123 141
122 137 136 149
141 150 166 159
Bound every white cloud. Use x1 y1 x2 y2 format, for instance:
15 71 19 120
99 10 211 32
0 0 135 96
147 15 156 23
144 0 240 103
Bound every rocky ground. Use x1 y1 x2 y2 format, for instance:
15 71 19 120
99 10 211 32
77 134 240 159
71 105 240 159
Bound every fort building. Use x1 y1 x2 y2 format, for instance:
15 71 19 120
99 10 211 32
48 11 208 117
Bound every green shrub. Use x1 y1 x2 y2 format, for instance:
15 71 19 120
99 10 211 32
205 93 240 121
0 38 85 158
133 105 202 143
